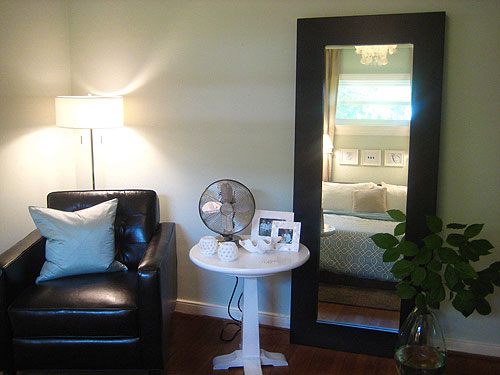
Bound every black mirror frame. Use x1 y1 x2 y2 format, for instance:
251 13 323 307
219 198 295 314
292 12 445 357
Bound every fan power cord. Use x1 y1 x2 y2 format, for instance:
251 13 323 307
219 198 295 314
219 277 243 342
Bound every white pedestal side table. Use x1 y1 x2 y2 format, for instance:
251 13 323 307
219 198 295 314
189 241 310 375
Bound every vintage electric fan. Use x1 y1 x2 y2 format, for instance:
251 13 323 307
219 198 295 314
198 179 255 242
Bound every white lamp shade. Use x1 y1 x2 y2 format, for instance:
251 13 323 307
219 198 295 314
55 96 124 129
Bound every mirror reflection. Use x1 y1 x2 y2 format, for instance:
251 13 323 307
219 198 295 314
318 44 413 331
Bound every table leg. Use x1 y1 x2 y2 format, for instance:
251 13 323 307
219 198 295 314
213 277 288 374
242 277 260 359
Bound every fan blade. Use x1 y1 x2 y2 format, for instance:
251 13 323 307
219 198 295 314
232 201 252 213
220 182 233 204
201 201 222 214
222 213 234 233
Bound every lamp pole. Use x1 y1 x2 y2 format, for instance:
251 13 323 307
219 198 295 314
90 128 96 190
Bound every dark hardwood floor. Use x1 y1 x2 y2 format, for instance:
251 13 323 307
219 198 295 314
166 313 500 375
6 312 500 374
166 313 396 374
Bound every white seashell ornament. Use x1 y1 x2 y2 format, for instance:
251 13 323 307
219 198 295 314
239 237 282 254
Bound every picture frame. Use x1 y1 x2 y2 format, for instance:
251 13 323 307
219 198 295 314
361 149 381 166
251 210 294 242
339 149 358 165
271 221 301 252
384 150 405 167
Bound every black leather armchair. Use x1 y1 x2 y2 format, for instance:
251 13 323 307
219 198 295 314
0 190 177 374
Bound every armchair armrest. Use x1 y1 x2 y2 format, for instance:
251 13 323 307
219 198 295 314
0 230 45 305
0 229 46 371
137 222 177 369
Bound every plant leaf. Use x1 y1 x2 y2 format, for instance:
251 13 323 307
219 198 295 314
452 290 475 317
461 244 480 262
455 262 478 280
464 224 484 238
391 259 416 279
470 278 494 298
428 284 446 304
411 266 427 286
387 209 406 222
428 259 443 272
447 223 467 229
414 246 433 265
481 265 500 287
489 262 500 272
370 233 399 250
478 268 500 285
437 247 460 264
475 298 492 315
394 222 406 236
422 270 441 291
427 216 443 233
396 282 417 299
469 239 494 255
399 240 419 257
444 265 459 290
447 233 468 247
383 247 401 262
423 234 443 250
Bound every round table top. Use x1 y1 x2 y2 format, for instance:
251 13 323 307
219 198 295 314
189 241 310 277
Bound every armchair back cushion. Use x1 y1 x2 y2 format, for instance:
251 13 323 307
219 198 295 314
47 190 159 270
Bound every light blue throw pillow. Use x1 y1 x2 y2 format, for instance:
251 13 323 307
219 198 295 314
29 198 127 283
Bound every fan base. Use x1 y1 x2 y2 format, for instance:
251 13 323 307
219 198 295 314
217 234 242 244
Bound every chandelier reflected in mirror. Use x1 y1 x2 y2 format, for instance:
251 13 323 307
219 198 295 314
355 45 398 66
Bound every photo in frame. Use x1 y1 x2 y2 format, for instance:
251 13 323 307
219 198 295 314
384 150 405 167
251 210 294 242
339 149 358 165
271 221 301 252
361 149 381 166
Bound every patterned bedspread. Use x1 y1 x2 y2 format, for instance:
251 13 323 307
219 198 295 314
320 213 398 282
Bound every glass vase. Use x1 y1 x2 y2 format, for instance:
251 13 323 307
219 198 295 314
395 308 446 375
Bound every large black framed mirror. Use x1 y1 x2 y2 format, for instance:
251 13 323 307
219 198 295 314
291 12 445 357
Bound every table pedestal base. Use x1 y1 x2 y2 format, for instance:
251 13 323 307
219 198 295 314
213 349 288 374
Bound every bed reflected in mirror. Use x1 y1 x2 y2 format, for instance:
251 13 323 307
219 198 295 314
318 44 414 331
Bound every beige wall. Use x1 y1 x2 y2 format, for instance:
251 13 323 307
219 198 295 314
332 135 409 185
0 0 75 248
1 0 499 350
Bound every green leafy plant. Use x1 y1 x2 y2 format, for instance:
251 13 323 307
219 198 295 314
370 210 500 317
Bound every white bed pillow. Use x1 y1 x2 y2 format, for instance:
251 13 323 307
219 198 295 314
352 187 388 213
381 182 408 213
322 182 377 212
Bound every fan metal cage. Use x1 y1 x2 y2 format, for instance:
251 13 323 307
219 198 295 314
199 179 255 241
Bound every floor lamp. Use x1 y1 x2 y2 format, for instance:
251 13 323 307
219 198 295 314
55 95 124 190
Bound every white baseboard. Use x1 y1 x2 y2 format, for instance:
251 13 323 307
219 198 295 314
175 299 500 358
446 338 500 358
175 299 290 329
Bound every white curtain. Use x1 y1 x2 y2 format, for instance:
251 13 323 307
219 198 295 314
323 49 340 181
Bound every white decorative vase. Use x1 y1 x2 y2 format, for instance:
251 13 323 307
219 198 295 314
198 236 218 256
218 242 239 262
